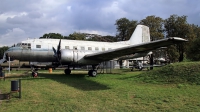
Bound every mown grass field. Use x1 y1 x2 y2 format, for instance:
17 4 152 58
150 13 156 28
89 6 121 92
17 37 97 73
0 66 200 111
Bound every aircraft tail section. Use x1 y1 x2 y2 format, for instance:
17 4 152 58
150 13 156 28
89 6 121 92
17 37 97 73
128 25 150 45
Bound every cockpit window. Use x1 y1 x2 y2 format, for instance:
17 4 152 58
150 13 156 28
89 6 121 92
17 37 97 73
16 43 21 46
15 43 31 49
28 43 31 49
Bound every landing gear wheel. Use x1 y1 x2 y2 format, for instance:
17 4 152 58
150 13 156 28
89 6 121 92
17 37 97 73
64 69 71 75
32 71 38 77
88 70 92 76
88 70 97 77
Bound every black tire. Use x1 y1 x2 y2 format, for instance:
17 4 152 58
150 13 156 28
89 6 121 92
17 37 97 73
64 69 71 75
90 70 97 77
88 70 92 76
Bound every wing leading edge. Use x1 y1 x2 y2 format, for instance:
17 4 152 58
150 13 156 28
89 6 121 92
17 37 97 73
84 37 187 61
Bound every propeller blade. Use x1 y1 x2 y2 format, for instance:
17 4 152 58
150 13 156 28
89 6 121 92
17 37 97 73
57 39 61 60
5 53 9 60
52 39 62 66
57 39 61 53
52 47 57 57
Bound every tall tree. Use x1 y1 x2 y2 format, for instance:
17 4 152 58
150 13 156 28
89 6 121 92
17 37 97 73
164 15 189 62
115 17 138 41
186 24 200 60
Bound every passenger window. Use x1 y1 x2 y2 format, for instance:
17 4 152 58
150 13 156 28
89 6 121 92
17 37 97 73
95 47 99 51
36 45 41 48
88 47 92 50
73 46 77 50
81 46 85 50
65 46 70 49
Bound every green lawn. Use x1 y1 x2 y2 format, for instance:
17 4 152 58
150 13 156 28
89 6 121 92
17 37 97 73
0 69 200 111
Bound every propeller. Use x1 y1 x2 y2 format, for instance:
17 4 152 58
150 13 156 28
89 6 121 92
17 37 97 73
5 53 9 61
52 39 62 65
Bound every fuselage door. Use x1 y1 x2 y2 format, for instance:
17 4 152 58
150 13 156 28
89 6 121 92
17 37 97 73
73 48 78 64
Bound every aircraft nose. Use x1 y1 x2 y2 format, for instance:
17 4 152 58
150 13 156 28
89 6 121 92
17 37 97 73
4 48 13 60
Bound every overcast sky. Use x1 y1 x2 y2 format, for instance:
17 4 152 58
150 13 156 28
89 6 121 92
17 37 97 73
0 0 199 46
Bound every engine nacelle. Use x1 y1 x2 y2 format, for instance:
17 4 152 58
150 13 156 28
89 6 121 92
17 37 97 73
60 49 100 65
60 50 74 63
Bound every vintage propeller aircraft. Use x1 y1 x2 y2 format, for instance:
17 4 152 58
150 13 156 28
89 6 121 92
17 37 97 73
0 25 187 76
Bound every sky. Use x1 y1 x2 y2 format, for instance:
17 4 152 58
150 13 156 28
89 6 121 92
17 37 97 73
0 0 199 46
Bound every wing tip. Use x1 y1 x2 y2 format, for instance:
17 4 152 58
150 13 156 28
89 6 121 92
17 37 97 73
169 37 188 42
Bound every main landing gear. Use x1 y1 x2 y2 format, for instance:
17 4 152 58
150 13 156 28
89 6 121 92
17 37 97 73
88 70 97 77
64 65 98 77
88 65 97 77
64 66 71 75
64 69 71 75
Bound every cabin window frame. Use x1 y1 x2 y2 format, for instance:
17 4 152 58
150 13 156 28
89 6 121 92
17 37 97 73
73 46 77 50
88 47 92 50
81 46 85 50
95 47 99 51
36 45 41 48
65 46 70 49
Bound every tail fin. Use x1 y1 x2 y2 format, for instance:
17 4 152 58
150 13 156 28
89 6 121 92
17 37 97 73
128 25 150 45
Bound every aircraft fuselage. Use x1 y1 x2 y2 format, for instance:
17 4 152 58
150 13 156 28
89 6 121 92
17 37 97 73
6 39 132 65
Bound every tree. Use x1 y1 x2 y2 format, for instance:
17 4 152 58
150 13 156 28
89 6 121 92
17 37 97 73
40 33 64 39
115 17 138 41
0 46 9 58
186 37 200 61
65 32 86 40
102 35 117 42
140 15 164 41
186 25 200 60
87 35 116 42
166 45 180 62
164 15 190 62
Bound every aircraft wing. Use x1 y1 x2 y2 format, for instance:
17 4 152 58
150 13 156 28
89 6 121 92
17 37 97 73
84 37 187 61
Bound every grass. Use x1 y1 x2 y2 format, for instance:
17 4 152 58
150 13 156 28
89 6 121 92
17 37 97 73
0 68 200 111
136 61 200 84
